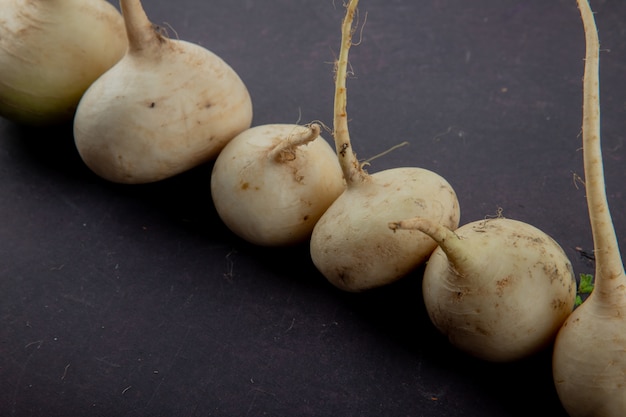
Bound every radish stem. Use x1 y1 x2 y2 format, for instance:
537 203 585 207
578 0 625 301
334 0 368 185
390 217 469 269
267 123 321 162
120 0 163 54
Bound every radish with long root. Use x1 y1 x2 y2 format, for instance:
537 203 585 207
210 123 345 247
552 1 626 415
389 213 577 362
309 0 460 292
73 0 253 184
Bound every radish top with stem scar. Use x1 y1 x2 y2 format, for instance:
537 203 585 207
73 0 253 184
552 1 626 416
389 214 576 362
210 122 345 247
309 0 460 292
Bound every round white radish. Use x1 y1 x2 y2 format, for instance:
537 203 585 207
309 0 460 292
312 168 459 291
0 0 127 125
73 0 253 184
210 123 345 246
390 216 576 362
552 2 626 416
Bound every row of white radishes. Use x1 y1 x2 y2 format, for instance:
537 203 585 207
0 0 623 416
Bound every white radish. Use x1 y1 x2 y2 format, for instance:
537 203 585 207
389 215 576 362
73 0 253 184
552 1 626 415
210 123 345 247
0 0 128 126
309 0 460 292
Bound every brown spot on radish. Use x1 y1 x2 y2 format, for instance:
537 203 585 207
413 199 427 209
337 270 354 288
241 182 250 190
552 298 569 311
339 143 349 157
495 276 512 296
474 326 490 336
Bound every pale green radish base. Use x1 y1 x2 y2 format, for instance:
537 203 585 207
74 40 253 184
422 218 576 362
210 124 345 246
552 295 626 417
310 167 460 292
0 0 127 125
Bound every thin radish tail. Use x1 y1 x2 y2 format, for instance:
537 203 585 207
333 0 367 185
389 217 470 273
577 0 626 297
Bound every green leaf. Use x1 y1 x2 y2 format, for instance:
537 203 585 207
575 295 583 307
578 273 595 294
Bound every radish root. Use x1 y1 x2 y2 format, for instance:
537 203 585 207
267 123 322 162
552 2 626 415
577 0 625 299
333 0 368 185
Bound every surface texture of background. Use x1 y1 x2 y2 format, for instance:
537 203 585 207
1 1 625 416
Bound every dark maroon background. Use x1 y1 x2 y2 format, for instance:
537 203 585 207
1 1 624 416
